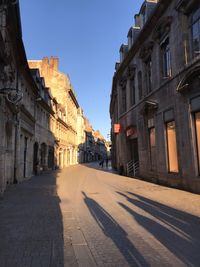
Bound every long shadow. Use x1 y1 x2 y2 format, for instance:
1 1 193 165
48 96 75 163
0 171 67 267
82 191 150 267
117 191 200 266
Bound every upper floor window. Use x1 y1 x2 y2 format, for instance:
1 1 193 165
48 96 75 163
130 78 135 107
121 86 127 114
145 57 152 93
161 37 171 77
138 71 143 100
191 6 200 57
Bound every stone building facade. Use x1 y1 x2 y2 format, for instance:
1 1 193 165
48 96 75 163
30 68 56 173
110 0 200 193
0 1 85 196
28 57 80 168
77 108 86 163
82 118 107 162
0 0 38 195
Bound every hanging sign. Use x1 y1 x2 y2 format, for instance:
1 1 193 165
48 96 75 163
114 124 121 133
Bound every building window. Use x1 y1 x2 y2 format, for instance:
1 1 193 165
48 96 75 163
138 71 143 100
166 121 178 173
130 78 135 106
150 127 155 147
145 57 152 93
121 86 127 113
194 112 200 174
149 127 156 170
191 6 200 57
161 37 171 77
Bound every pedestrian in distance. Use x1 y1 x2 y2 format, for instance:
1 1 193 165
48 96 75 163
106 158 109 167
101 159 104 168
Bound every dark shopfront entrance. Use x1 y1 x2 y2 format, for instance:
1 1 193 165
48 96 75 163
128 138 139 163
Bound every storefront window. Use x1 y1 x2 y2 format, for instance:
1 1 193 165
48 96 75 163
195 112 200 173
166 121 178 173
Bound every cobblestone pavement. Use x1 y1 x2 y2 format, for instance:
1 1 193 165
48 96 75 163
1 163 200 267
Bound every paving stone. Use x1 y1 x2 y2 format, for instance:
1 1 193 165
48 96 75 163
1 164 200 266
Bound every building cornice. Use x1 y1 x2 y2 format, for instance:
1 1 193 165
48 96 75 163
69 89 79 108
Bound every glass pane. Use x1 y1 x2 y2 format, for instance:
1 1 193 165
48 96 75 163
167 121 178 173
162 42 171 77
150 127 155 147
192 21 200 56
195 112 200 173
130 79 135 106
121 87 126 113
146 59 152 92
138 72 143 100
166 49 171 76
192 7 200 23
149 127 156 170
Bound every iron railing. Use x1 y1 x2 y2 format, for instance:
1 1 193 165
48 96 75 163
127 160 139 177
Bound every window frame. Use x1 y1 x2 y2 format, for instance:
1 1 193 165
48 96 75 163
161 36 172 78
191 5 200 58
166 120 179 173
145 56 152 94
121 85 127 114
194 111 200 175
130 78 136 107
149 126 156 171
138 71 143 100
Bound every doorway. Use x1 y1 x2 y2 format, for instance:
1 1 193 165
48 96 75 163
33 142 39 175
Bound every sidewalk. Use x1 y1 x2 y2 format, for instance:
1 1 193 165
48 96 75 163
0 172 77 267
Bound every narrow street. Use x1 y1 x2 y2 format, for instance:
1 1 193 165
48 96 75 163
0 163 200 267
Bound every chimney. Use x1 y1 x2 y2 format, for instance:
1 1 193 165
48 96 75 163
42 57 49 65
49 56 59 71
134 14 140 28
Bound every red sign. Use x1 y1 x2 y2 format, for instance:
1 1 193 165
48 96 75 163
114 124 120 133
126 127 137 138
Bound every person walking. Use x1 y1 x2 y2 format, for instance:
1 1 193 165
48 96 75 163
101 159 104 168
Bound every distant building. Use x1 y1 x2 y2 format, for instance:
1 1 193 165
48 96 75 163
29 57 80 168
110 0 200 193
82 118 107 162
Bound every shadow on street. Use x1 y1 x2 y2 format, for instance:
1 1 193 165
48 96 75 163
117 191 200 266
82 191 150 267
0 172 66 267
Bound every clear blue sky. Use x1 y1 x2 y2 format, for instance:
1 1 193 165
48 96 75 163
20 0 144 140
